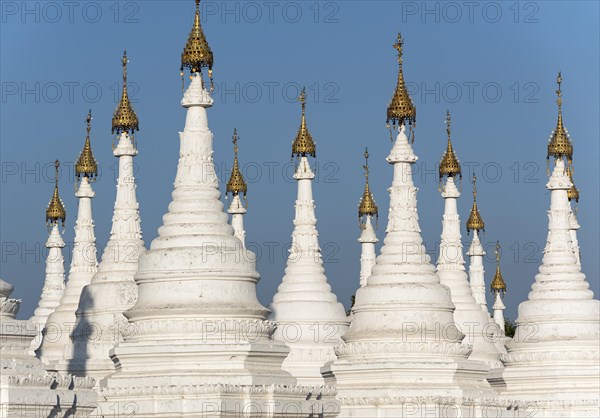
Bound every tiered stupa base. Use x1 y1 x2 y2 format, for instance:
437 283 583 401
1 279 97 417
98 320 339 416
325 341 506 417
500 350 599 417
99 384 337 417
276 342 341 386
499 321 600 416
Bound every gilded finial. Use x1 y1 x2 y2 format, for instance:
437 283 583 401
491 241 507 294
386 33 416 129
439 110 462 180
76 110 98 180
359 148 378 227
181 0 214 90
547 72 573 166
291 87 316 159
567 165 579 203
466 174 485 234
226 128 248 198
112 50 139 135
46 160 66 228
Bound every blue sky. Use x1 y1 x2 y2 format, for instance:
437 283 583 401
1 1 598 321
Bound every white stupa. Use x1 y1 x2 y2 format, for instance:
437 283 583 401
67 51 145 379
225 128 248 246
465 183 508 388
357 148 379 289
38 111 99 368
500 74 600 416
436 111 501 368
323 34 498 416
99 2 338 415
29 161 67 353
490 242 507 334
466 175 489 313
269 89 349 385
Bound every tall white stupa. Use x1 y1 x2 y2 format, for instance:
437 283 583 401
225 128 248 246
269 88 349 385
500 74 600 416
357 148 378 289
323 34 497 417
436 111 501 368
29 160 67 353
38 111 99 368
466 175 489 313
100 2 338 415
66 51 145 379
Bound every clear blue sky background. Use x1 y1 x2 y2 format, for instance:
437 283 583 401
1 1 598 321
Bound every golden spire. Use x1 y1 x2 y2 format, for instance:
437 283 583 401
567 165 579 203
181 0 214 89
112 50 139 135
466 175 485 234
439 110 462 180
226 128 248 197
358 148 378 226
46 160 66 228
547 72 573 165
386 33 416 129
491 241 507 294
75 110 98 180
291 87 316 159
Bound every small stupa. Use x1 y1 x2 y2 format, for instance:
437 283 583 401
357 148 378 288
490 242 507 334
269 88 349 385
466 175 489 313
29 160 67 353
226 128 248 246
